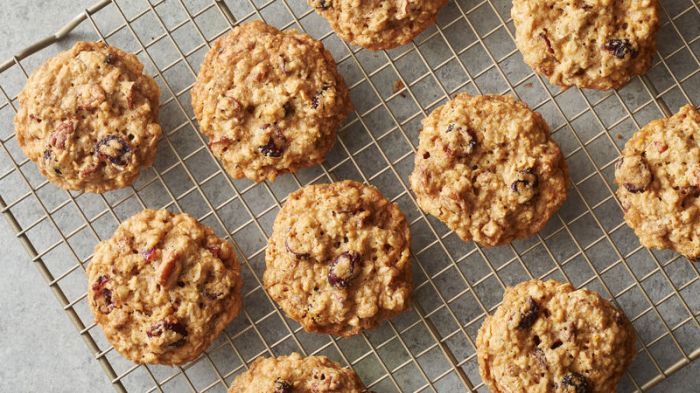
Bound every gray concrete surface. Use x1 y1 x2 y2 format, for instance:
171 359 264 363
0 1 698 393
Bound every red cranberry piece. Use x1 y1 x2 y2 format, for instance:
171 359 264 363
561 372 591 393
94 135 131 166
517 297 540 330
142 247 157 263
165 321 188 336
92 275 110 291
603 38 638 59
328 251 360 288
285 237 310 259
540 30 554 55
274 379 293 393
258 125 287 158
207 245 221 258
147 321 164 337
147 319 188 338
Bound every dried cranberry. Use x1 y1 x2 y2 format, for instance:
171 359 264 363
274 379 293 393
603 38 638 59
97 287 113 313
142 247 157 263
165 321 188 336
681 186 700 208
561 372 592 393
260 137 284 157
49 121 75 149
92 275 110 292
517 297 540 330
328 251 360 288
208 137 233 150
147 320 188 338
315 0 331 9
623 183 646 193
444 124 477 158
94 135 131 166
207 245 221 258
146 321 164 337
283 102 294 117
285 237 310 259
511 168 539 196
42 149 52 161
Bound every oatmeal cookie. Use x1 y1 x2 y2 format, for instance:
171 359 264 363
308 0 448 50
615 104 700 260
409 94 568 247
512 0 659 90
263 180 411 336
14 41 161 192
229 353 367 393
477 279 636 393
191 21 351 182
87 209 242 365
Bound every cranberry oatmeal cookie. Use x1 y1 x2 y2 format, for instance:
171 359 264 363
263 180 411 336
512 0 659 90
410 94 568 247
191 21 351 182
14 41 161 192
477 279 636 393
87 209 242 365
615 105 700 260
308 0 448 50
229 353 367 393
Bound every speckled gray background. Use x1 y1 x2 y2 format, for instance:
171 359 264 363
1 0 699 392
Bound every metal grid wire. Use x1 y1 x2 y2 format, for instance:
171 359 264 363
1 0 699 391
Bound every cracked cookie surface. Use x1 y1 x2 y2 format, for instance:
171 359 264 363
477 280 636 393
308 0 448 50
87 209 242 365
15 41 161 192
512 0 659 90
615 105 700 260
409 94 568 247
263 180 411 336
191 21 351 182
229 353 367 393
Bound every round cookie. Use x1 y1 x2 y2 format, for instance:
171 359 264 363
477 279 636 393
14 41 161 192
229 353 367 393
615 104 700 260
191 21 351 183
308 0 448 50
512 0 659 90
87 209 242 365
409 94 568 247
263 180 411 336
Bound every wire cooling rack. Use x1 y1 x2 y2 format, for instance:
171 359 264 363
1 0 699 392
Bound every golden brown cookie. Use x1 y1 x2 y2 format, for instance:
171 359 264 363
477 280 636 393
512 0 659 90
191 21 351 182
263 180 412 336
615 104 700 260
410 94 568 247
87 209 242 365
308 0 449 50
14 41 161 192
228 353 367 393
